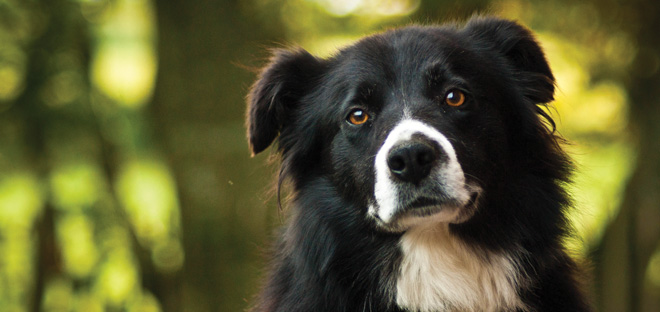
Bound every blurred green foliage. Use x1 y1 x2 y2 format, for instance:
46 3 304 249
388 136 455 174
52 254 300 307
0 0 657 311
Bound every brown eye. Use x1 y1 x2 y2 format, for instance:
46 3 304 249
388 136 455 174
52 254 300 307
347 109 370 125
445 90 466 107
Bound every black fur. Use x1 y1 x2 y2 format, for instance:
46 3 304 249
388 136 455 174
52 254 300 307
246 17 592 312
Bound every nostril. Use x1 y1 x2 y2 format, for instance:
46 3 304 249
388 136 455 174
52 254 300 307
417 149 435 167
387 154 406 173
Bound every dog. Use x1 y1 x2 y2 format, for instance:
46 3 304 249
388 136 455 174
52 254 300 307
246 17 592 312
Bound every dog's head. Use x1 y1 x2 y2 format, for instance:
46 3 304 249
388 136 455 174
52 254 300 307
247 18 562 232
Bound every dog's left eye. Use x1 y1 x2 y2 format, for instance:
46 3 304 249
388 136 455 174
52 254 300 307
347 109 370 125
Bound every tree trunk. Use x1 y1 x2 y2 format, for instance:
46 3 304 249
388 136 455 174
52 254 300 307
596 2 660 312
15 0 89 309
151 1 285 310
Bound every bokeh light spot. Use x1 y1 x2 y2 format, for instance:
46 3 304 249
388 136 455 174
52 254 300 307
116 159 180 245
91 44 156 109
50 163 105 210
57 214 99 278
95 249 138 306
0 66 23 102
0 173 43 230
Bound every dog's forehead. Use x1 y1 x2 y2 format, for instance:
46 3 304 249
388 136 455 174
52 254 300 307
323 26 473 106
339 26 460 72
313 26 486 136
326 28 468 115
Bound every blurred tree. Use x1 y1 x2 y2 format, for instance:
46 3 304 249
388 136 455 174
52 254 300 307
1 0 178 311
591 1 660 311
5 0 93 310
151 1 288 311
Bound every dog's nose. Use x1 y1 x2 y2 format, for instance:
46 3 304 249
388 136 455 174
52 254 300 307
387 141 442 184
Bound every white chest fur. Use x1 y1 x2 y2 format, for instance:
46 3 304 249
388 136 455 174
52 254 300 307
396 224 527 312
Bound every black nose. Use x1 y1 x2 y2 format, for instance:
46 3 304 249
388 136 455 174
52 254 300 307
387 141 442 184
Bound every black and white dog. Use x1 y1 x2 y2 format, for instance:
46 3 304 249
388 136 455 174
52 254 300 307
246 17 592 312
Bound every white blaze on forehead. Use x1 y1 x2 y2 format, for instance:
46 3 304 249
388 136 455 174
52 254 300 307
369 119 466 224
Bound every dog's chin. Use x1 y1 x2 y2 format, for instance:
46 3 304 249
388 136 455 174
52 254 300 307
371 194 479 233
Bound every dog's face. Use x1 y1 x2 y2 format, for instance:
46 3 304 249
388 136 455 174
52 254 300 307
329 34 496 231
247 18 555 233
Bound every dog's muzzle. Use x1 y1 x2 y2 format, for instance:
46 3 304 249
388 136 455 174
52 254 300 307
368 119 479 231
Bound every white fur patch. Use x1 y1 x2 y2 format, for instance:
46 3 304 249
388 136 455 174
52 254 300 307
369 119 470 225
396 224 528 312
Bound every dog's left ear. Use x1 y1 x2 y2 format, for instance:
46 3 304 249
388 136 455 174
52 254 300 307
246 48 324 156
465 17 555 103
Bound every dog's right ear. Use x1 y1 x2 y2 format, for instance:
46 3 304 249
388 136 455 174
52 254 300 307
246 48 323 156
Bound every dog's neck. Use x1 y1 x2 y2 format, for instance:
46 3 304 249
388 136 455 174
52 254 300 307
395 223 528 312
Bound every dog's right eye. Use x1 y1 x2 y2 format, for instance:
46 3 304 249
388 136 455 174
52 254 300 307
445 90 466 107
347 109 370 125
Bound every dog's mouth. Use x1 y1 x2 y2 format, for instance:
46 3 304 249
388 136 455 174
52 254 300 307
372 190 481 231
408 197 441 210
403 191 479 219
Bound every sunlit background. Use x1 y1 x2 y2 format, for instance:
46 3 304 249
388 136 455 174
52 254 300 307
0 0 658 311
